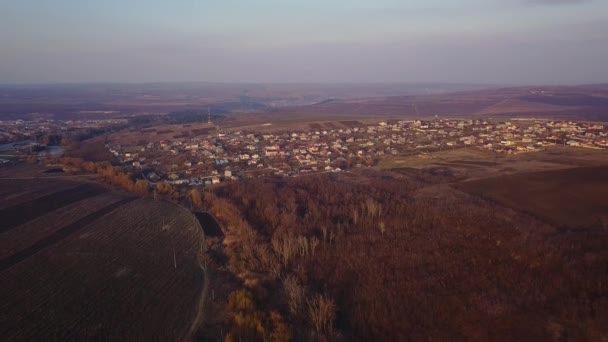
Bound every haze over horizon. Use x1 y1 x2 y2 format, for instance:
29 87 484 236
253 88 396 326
1 0 607 85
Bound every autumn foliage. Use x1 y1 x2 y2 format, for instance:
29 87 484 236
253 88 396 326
61 157 149 195
204 170 608 341
60 156 608 340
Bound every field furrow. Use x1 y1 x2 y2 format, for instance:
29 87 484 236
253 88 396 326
0 193 205 342
0 192 126 259
0 197 137 271
0 183 108 232
0 179 80 209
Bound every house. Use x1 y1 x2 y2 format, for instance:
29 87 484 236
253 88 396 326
265 145 280 157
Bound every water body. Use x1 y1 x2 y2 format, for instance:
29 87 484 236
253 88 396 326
41 145 65 156
0 141 31 152
0 140 64 156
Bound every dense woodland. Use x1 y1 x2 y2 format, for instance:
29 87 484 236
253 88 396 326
200 170 608 341
62 156 608 341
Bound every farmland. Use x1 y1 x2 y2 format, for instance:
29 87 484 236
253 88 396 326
0 178 206 341
106 122 216 145
379 145 608 182
458 166 608 228
378 145 608 229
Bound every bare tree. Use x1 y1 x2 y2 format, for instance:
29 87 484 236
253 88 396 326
283 275 305 316
310 236 320 257
307 293 336 337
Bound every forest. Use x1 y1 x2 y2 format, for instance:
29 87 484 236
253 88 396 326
199 170 608 341
61 157 608 341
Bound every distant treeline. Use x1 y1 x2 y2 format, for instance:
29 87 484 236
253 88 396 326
166 109 226 124
127 110 226 126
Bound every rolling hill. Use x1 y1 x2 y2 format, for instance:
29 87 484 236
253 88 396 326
274 84 608 120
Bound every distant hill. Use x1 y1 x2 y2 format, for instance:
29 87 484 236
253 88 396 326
0 83 492 120
275 84 608 121
2 83 607 121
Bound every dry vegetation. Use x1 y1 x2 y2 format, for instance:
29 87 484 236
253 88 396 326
458 166 608 228
4 140 607 341
189 167 608 341
55 144 608 340
379 145 608 182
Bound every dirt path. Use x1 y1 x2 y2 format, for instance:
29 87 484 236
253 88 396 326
184 214 210 342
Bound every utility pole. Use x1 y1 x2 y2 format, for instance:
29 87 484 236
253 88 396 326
162 216 177 269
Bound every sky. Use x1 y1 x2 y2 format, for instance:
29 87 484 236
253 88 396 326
1 0 607 84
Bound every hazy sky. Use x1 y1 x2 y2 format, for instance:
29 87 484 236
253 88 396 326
1 0 607 84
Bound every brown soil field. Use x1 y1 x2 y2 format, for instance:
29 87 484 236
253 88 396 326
309 123 323 130
457 166 608 228
0 179 83 209
380 146 608 182
379 147 496 170
340 120 365 127
0 192 126 260
0 179 206 341
0 183 108 232
476 98 570 115
379 146 608 230
216 110 388 133
106 122 215 145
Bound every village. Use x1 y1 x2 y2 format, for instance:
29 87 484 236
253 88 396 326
104 118 608 186
0 118 127 144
